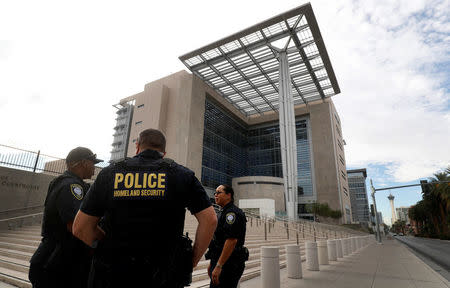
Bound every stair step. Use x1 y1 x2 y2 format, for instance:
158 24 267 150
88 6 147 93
0 233 41 241
0 266 30 288
0 256 29 273
0 248 33 262
0 237 40 247
0 242 37 253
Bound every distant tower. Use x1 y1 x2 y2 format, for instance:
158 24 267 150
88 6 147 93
388 194 397 224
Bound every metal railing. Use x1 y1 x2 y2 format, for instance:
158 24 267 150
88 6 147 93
233 206 366 243
0 144 108 176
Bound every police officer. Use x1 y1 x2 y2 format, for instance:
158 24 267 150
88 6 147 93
207 184 247 288
72 128 217 288
29 147 102 288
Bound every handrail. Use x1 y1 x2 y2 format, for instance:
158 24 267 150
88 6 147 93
0 205 44 215
239 206 365 238
0 212 43 223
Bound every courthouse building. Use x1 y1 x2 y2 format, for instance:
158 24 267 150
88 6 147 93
110 4 352 223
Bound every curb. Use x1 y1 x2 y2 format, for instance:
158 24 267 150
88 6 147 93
394 237 450 287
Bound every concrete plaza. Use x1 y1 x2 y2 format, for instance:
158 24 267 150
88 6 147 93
241 238 449 288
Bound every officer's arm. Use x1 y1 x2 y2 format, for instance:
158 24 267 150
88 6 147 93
216 238 238 268
193 206 217 267
72 210 105 247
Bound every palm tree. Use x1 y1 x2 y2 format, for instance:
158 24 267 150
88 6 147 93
425 168 450 237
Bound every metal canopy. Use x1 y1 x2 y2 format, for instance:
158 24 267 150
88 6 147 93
179 3 340 116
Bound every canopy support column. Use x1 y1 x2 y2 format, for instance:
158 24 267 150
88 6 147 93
278 51 298 220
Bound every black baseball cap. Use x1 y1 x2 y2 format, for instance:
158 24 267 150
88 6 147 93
66 147 103 164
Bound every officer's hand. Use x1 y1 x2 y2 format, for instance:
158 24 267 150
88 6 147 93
212 266 222 285
208 263 211 278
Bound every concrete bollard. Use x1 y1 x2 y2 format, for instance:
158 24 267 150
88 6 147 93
305 242 319 271
346 238 351 255
286 244 302 279
349 237 355 253
327 240 337 261
336 239 343 258
341 238 348 256
352 237 358 252
317 241 329 265
261 246 280 288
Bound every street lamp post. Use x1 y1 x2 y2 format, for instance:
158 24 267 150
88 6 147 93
370 179 382 244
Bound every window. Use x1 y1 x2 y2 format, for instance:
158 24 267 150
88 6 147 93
343 186 348 196
334 114 341 125
335 125 342 137
135 121 142 125
339 154 345 166
137 104 144 108
337 140 343 151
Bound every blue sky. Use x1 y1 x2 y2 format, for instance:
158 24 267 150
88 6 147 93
0 0 448 224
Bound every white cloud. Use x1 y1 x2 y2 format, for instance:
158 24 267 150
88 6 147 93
0 0 448 180
320 0 450 182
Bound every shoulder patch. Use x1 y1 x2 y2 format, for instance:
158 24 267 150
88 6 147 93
226 212 236 224
71 184 84 200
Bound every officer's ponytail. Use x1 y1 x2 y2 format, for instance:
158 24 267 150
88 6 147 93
222 184 234 203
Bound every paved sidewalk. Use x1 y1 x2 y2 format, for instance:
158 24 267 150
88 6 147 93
240 239 450 288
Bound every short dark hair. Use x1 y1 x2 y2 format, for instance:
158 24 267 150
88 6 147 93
138 129 166 152
221 184 234 202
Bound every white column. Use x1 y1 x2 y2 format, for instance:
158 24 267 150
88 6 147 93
305 242 319 271
327 240 337 261
261 246 280 288
336 239 343 258
317 241 329 265
341 238 348 256
278 51 298 220
350 237 355 253
286 244 302 279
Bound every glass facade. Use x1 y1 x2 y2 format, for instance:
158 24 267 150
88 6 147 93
201 100 248 189
202 98 314 200
348 172 370 223
247 125 282 178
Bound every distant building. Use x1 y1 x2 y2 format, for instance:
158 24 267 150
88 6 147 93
111 102 134 162
396 206 410 224
347 168 370 224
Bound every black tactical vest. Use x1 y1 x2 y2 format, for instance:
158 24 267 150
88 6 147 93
103 158 187 256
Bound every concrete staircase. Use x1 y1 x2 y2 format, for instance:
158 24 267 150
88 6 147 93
0 212 355 287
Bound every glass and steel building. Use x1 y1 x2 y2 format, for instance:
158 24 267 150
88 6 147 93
110 4 352 223
347 169 370 224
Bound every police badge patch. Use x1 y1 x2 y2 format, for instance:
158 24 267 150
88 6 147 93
226 212 236 224
71 184 84 200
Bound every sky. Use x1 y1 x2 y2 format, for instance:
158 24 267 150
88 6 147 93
0 0 449 225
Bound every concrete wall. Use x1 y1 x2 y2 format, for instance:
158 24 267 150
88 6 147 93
0 166 55 213
123 71 204 177
232 176 285 213
122 71 246 178
239 198 276 218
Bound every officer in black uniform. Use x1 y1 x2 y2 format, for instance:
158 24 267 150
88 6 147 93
207 184 247 288
29 147 102 288
72 128 217 288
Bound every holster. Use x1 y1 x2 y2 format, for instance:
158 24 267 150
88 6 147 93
170 234 193 286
